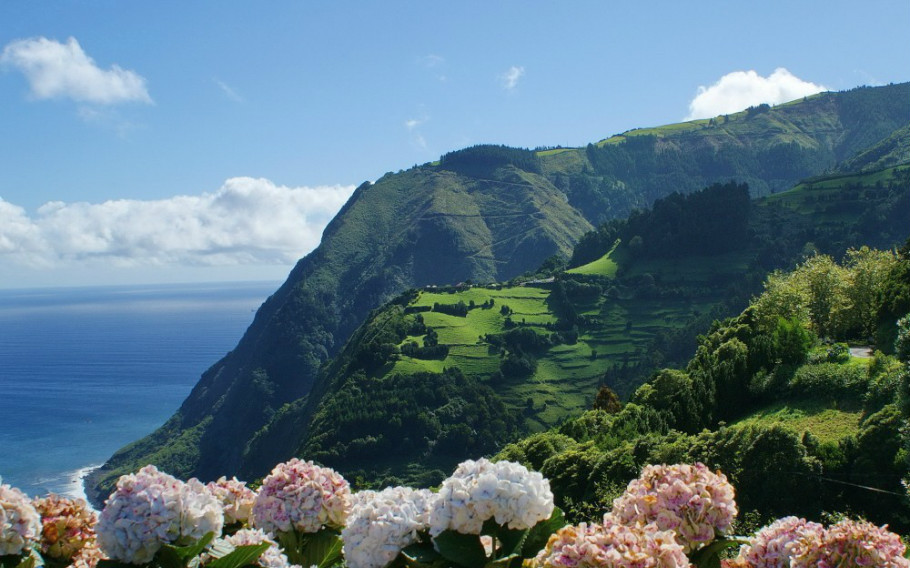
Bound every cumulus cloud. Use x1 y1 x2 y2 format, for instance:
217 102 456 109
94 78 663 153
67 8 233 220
0 178 355 269
685 68 826 120
1 36 152 105
500 65 525 90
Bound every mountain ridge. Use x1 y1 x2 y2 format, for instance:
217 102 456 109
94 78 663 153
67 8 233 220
88 82 910 502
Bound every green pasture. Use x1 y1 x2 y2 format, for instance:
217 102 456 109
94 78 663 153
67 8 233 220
732 399 863 444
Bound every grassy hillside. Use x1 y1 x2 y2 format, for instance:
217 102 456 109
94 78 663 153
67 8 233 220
89 82 910 503
241 170 909 488
496 246 910 531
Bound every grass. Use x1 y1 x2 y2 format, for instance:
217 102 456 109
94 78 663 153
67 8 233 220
567 240 620 276
733 398 863 444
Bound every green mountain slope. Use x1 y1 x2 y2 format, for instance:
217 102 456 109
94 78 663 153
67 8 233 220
242 170 909 487
89 82 910 501
495 243 910 530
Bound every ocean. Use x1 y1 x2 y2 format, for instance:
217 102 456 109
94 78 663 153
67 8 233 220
0 281 279 499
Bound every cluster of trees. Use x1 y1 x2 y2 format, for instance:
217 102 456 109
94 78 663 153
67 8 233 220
438 144 542 177
497 243 910 530
570 182 752 267
304 367 517 485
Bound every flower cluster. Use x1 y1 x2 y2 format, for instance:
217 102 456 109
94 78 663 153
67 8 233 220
219 528 295 568
730 516 824 568
96 465 224 564
342 487 435 568
808 518 909 567
612 463 737 553
208 476 257 526
535 516 689 568
252 459 352 534
32 494 98 561
429 458 554 536
730 517 909 567
0 483 41 556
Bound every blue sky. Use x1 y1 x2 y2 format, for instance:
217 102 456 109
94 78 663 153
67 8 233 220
1 1 908 288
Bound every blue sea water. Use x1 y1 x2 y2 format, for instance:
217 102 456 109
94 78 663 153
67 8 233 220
0 281 278 498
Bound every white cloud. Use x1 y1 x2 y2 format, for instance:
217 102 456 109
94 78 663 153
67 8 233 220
405 112 429 149
0 178 355 270
214 77 243 102
500 65 525 90
419 54 445 68
685 68 826 120
1 36 152 105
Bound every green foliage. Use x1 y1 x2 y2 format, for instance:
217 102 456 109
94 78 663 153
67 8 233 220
304 367 517 482
93 82 910 504
439 144 542 177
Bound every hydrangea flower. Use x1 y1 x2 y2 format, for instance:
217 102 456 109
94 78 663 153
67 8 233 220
612 463 737 553
32 494 98 561
342 487 435 568
429 458 554 536
96 465 224 564
0 483 41 555
730 516 825 568
535 515 689 568
71 541 105 568
214 528 297 568
208 477 257 526
251 459 352 534
794 518 909 568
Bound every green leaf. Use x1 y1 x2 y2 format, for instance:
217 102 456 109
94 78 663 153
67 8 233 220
400 542 446 568
493 528 528 559
484 554 519 568
0 555 37 568
432 530 487 568
205 544 270 568
689 537 748 568
279 529 343 568
521 508 566 558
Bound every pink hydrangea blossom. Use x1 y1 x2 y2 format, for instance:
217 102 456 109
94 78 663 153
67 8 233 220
32 494 98 561
535 515 690 568
612 463 737 553
794 518 909 568
731 516 825 568
251 459 352 534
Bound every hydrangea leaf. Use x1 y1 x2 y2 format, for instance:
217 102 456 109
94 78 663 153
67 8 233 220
433 530 487 568
521 507 565 558
0 555 35 568
400 542 447 568
205 543 270 568
689 537 746 568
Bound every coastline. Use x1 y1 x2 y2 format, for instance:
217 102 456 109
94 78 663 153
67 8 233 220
70 465 102 510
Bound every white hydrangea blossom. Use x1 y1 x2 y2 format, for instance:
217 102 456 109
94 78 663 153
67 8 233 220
179 478 225 543
96 465 224 564
0 484 41 556
342 487 436 568
429 459 554 536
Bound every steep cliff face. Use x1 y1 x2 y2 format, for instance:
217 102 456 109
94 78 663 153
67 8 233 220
90 83 910 498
